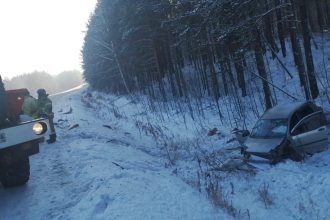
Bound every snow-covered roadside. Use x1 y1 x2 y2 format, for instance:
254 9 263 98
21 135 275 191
70 34 330 219
0 87 228 220
54 84 330 220
1 84 330 220
81 88 330 220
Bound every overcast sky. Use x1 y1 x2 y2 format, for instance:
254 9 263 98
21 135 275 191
0 0 97 79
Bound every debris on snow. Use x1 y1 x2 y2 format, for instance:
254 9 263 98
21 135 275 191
212 158 256 174
103 124 113 129
207 128 218 136
112 162 125 170
68 123 79 130
63 107 73 114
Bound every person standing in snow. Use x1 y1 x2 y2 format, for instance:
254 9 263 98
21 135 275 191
37 88 56 143
22 90 39 119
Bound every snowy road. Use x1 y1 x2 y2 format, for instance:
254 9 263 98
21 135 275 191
0 87 226 220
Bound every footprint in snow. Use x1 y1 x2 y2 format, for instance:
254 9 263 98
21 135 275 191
92 194 113 215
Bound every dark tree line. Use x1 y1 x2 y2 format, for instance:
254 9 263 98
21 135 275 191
82 0 330 113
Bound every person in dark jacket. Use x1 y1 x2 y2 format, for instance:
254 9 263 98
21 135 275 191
22 91 38 119
37 88 56 143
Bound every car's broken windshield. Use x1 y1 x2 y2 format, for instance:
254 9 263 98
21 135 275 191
250 119 288 138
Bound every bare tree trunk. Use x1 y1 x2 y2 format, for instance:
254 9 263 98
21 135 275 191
232 53 247 97
229 35 247 97
168 69 177 97
178 64 188 95
315 0 325 31
253 28 273 110
237 53 247 97
264 0 279 58
168 36 184 97
207 27 221 100
163 35 178 97
275 0 286 57
215 42 230 96
299 0 319 99
288 0 311 100
326 0 330 27
208 50 220 100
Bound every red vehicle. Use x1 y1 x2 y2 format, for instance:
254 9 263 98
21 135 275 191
0 87 51 187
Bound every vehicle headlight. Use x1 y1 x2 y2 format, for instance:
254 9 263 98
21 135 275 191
33 122 47 135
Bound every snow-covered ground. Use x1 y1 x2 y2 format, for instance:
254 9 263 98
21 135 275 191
1 84 330 220
0 87 228 220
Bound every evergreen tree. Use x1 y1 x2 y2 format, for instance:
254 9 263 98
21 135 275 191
82 0 326 111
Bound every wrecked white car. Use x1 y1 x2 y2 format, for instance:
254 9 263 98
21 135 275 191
241 101 329 164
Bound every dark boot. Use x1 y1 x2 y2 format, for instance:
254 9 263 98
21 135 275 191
47 133 57 144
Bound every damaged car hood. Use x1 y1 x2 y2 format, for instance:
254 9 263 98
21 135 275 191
244 137 284 153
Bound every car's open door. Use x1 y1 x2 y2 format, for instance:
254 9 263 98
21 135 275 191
291 111 328 154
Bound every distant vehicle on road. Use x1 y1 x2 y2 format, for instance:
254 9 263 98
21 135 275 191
241 101 329 164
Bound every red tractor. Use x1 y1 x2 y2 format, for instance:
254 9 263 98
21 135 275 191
0 82 52 187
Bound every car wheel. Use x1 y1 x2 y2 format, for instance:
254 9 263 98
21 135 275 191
287 147 305 161
0 158 30 187
269 149 282 164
